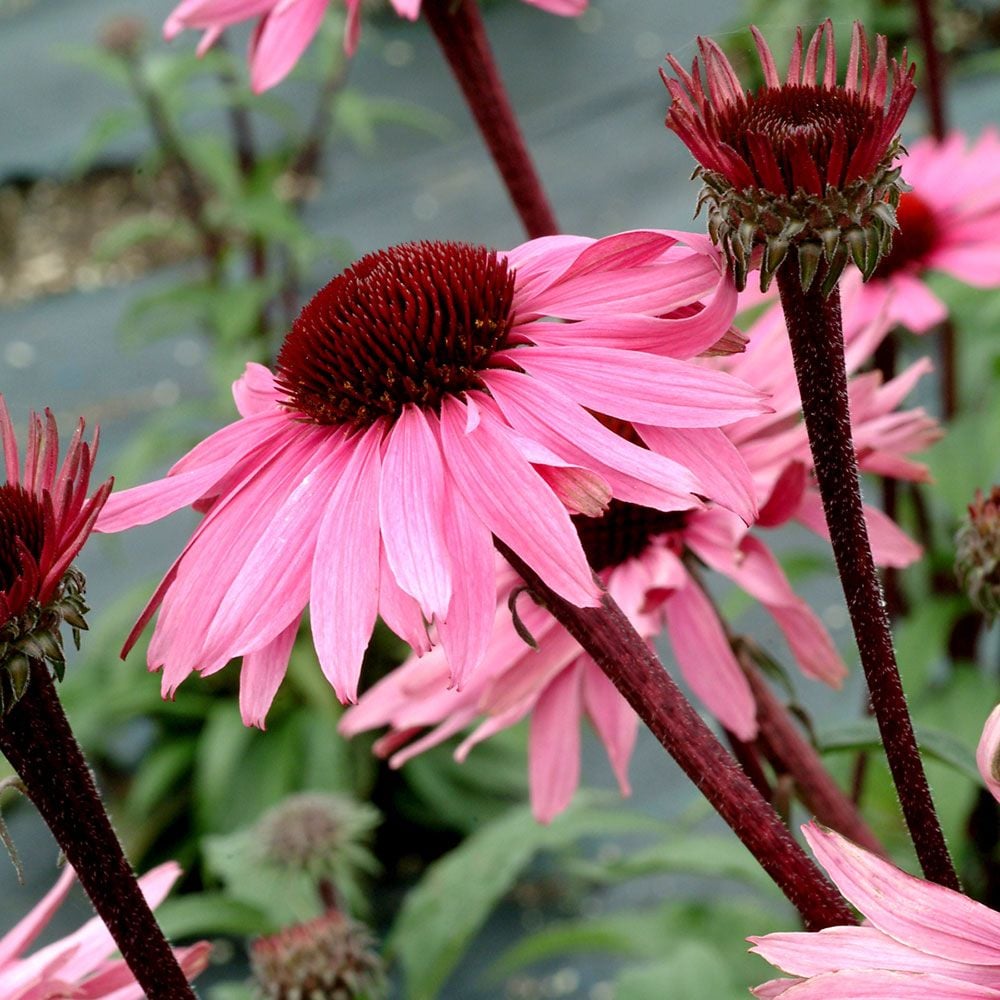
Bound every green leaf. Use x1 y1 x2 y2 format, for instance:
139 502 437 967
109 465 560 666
154 891 267 939
95 214 196 262
817 718 982 784
72 107 143 172
387 797 662 1000
52 43 130 87
331 90 453 154
570 833 775 891
616 943 746 1000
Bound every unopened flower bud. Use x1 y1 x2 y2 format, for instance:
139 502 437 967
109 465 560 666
955 486 1000 621
251 912 386 1000
98 16 146 59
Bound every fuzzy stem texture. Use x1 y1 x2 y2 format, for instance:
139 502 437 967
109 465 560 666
0 661 197 999
422 0 559 238
740 651 885 856
497 542 857 930
775 259 959 890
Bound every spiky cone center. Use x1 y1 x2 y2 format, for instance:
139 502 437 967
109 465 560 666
956 486 1000 622
664 20 916 293
276 242 516 429
573 499 687 574
251 912 386 1000
0 484 89 712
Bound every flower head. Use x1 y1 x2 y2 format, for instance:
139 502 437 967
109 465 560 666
251 911 385 1000
663 20 916 293
750 820 1000 997
340 293 937 822
165 0 585 92
841 130 1000 334
0 862 209 999
98 231 765 716
956 486 1000 623
0 400 111 712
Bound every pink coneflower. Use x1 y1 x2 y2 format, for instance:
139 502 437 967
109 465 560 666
750 820 1000 997
340 296 938 822
0 863 209 999
663 20 915 292
97 232 766 717
840 130 1000 334
0 399 111 709
165 0 585 92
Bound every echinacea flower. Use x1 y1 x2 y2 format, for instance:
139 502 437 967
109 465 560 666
0 862 209 999
663 20 916 292
0 399 112 712
165 0 586 92
749 820 1000 997
340 292 938 822
97 231 766 717
840 130 1000 333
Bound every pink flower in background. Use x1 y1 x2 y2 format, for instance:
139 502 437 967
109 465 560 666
842 130 1000 334
341 295 939 823
978 704 1000 805
750 821 1000 997
98 232 765 718
165 0 586 92
0 863 209 999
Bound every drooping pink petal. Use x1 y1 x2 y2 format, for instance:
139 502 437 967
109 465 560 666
529 666 583 823
804 823 1000 966
438 396 600 609
635 424 757 523
511 345 767 427
0 867 76 967
434 481 496 688
379 405 452 620
232 361 283 416
310 424 384 703
662 558 757 740
248 0 330 93
754 971 1000 999
581 657 637 796
239 613 302 728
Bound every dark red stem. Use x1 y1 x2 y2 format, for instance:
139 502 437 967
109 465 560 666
0 661 197 999
775 260 959 890
496 542 856 930
740 651 885 857
913 0 947 141
422 0 559 238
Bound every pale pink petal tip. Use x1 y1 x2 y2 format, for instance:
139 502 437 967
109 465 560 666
978 704 1000 806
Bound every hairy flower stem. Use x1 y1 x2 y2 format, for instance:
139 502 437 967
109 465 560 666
739 649 885 857
497 542 857 930
0 660 196 999
422 0 559 238
775 259 959 890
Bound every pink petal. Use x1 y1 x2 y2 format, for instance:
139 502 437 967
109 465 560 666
804 823 1000 966
978 705 1000 807
581 657 637 796
757 462 809 527
379 406 451 620
377 543 432 656
232 362 282 416
435 483 496 688
529 666 583 823
239 613 301 728
663 559 757 740
438 397 600 608
0 866 76 966
166 0 277 31
511 345 766 427
636 424 757 523
755 971 1000 999
310 424 384 703
249 0 329 92
485 369 701 511
523 0 587 15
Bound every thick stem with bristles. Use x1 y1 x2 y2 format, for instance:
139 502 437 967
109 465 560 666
775 258 959 890
496 542 857 930
739 649 885 856
422 0 559 238
0 661 197 999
